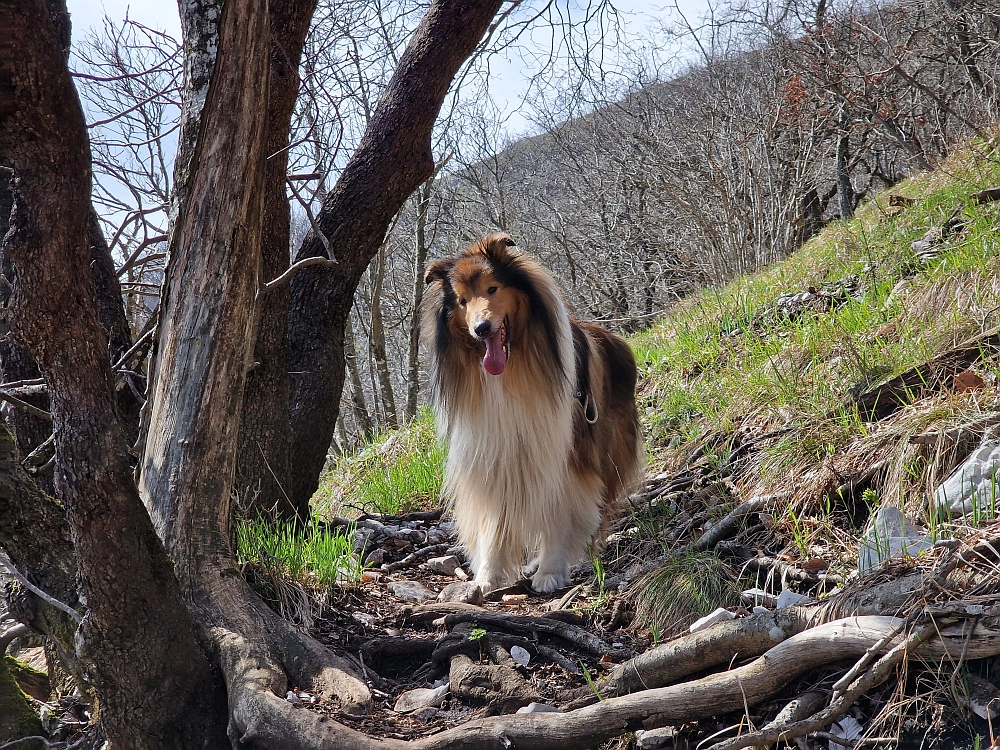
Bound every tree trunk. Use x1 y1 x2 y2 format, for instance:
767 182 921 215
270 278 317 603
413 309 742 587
286 0 504 509
406 178 435 420
836 108 856 220
368 244 398 429
234 0 317 523
87 207 142 444
0 423 81 686
0 0 226 745
345 317 375 442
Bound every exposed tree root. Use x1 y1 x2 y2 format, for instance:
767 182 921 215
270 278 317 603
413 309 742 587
215 614 1000 750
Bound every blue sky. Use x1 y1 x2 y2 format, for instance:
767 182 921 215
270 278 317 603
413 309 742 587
65 1 710 136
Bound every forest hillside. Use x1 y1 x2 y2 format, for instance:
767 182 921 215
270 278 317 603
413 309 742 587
314 138 1000 749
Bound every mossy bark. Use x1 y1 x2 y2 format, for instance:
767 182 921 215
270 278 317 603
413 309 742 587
0 656 42 741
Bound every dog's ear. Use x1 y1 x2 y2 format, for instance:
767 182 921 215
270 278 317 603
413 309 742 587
482 232 517 263
424 259 453 286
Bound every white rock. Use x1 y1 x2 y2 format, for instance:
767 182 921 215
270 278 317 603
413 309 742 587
858 506 932 575
393 683 449 713
752 605 770 616
635 726 677 749
741 588 778 608
776 590 813 609
285 690 300 704
510 645 531 666
689 607 735 633
425 555 462 576
934 440 1000 518
516 702 562 714
437 581 484 605
454 567 469 581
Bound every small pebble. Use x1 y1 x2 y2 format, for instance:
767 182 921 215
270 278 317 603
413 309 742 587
510 645 531 666
502 594 528 605
516 702 561 714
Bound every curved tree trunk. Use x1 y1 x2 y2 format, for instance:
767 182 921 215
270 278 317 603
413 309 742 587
286 0 504 509
0 0 227 745
234 0 317 523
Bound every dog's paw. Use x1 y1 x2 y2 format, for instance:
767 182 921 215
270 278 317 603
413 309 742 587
522 558 539 577
530 570 569 594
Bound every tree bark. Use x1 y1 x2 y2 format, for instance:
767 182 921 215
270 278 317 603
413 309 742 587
345 317 375 441
406 177 435 420
286 0 504 509
234 0 317 522
368 244 398 429
0 0 226 745
87 207 141 444
0 423 80 683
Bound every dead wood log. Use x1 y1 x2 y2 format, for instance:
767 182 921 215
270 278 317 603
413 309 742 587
972 188 1000 204
843 326 1000 422
567 571 928 708
401 602 486 626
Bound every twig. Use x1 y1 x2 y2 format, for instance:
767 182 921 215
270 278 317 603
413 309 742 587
0 392 51 422
706 620 940 750
261 255 337 294
381 543 451 573
832 612 914 698
442 610 612 656
691 495 778 552
0 553 82 624
20 433 54 472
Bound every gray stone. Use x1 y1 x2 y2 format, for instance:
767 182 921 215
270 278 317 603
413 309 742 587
635 726 677 749
933 440 1000 519
776 590 813 609
363 548 385 567
425 527 450 545
393 683 449 713
437 581 484 605
387 580 436 603
858 507 932 575
425 555 462 576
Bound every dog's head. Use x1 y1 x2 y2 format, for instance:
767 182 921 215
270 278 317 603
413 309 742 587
425 233 529 376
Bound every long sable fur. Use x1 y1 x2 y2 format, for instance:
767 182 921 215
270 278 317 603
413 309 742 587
422 233 643 593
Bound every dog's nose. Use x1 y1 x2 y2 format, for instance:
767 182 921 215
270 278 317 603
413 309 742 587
473 320 492 338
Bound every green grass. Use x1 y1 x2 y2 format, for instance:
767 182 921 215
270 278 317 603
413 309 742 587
633 141 1000 471
313 408 445 517
234 514 363 588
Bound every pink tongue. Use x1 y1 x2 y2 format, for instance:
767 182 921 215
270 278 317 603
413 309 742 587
483 330 506 375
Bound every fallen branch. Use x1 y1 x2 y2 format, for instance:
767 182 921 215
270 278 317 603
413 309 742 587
442 610 613 657
382 543 451 573
0 391 51 422
706 620 942 750
690 495 778 552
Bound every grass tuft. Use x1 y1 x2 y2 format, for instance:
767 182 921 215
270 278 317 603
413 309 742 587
313 408 445 517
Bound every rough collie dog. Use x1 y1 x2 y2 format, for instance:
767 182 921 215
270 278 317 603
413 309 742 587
422 233 643 593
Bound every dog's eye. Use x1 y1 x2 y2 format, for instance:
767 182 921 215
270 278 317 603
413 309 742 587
487 286 498 295
459 298 467 306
